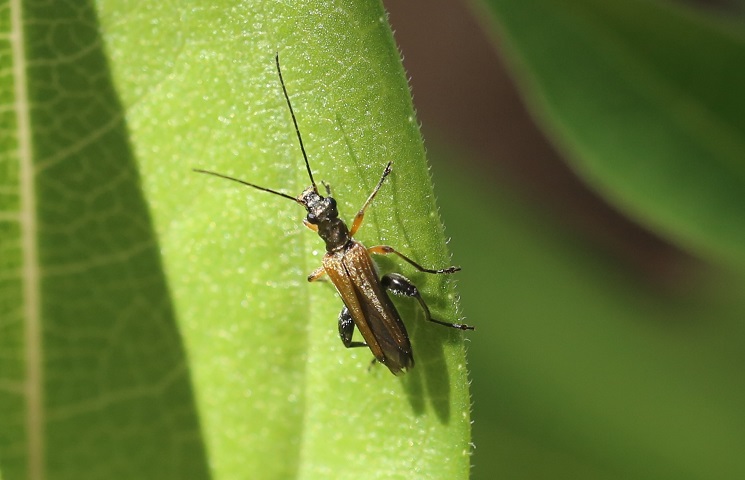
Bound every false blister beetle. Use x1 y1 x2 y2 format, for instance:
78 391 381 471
195 55 473 375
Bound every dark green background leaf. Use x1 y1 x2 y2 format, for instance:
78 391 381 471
435 158 745 479
416 0 745 477
478 0 745 264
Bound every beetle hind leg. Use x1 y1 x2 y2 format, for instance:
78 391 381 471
338 307 368 348
382 273 474 330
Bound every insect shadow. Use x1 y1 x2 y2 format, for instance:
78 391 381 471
333 114 467 419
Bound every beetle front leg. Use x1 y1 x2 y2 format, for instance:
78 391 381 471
338 307 368 348
307 266 326 282
303 218 319 232
381 273 474 330
349 162 392 236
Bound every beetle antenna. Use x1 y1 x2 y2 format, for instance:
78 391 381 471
276 53 318 194
193 169 300 203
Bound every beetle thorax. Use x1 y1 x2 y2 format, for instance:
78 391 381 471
298 186 351 252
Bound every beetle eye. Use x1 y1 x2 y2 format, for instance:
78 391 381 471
307 213 318 224
325 198 338 218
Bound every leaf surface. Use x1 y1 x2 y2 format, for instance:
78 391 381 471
0 1 472 479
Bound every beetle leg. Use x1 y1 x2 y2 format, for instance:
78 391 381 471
303 218 319 232
338 307 368 348
307 266 326 282
369 245 460 274
349 161 392 236
321 180 332 196
381 273 474 330
367 358 378 372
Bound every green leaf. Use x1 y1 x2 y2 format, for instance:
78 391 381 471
477 0 745 264
1 0 471 479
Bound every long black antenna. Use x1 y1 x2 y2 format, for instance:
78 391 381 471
193 168 299 203
275 53 318 194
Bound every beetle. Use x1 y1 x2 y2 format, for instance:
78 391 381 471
195 55 473 375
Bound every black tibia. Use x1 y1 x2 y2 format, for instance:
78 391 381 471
338 307 367 348
381 273 474 331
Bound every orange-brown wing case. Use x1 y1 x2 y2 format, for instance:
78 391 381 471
323 240 414 374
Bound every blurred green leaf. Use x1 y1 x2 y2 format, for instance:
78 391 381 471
1 0 472 479
434 158 745 480
477 0 745 265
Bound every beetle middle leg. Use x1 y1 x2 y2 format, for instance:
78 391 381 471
368 245 460 274
382 273 474 330
338 307 368 348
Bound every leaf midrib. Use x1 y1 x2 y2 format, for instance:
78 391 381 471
12 0 43 478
